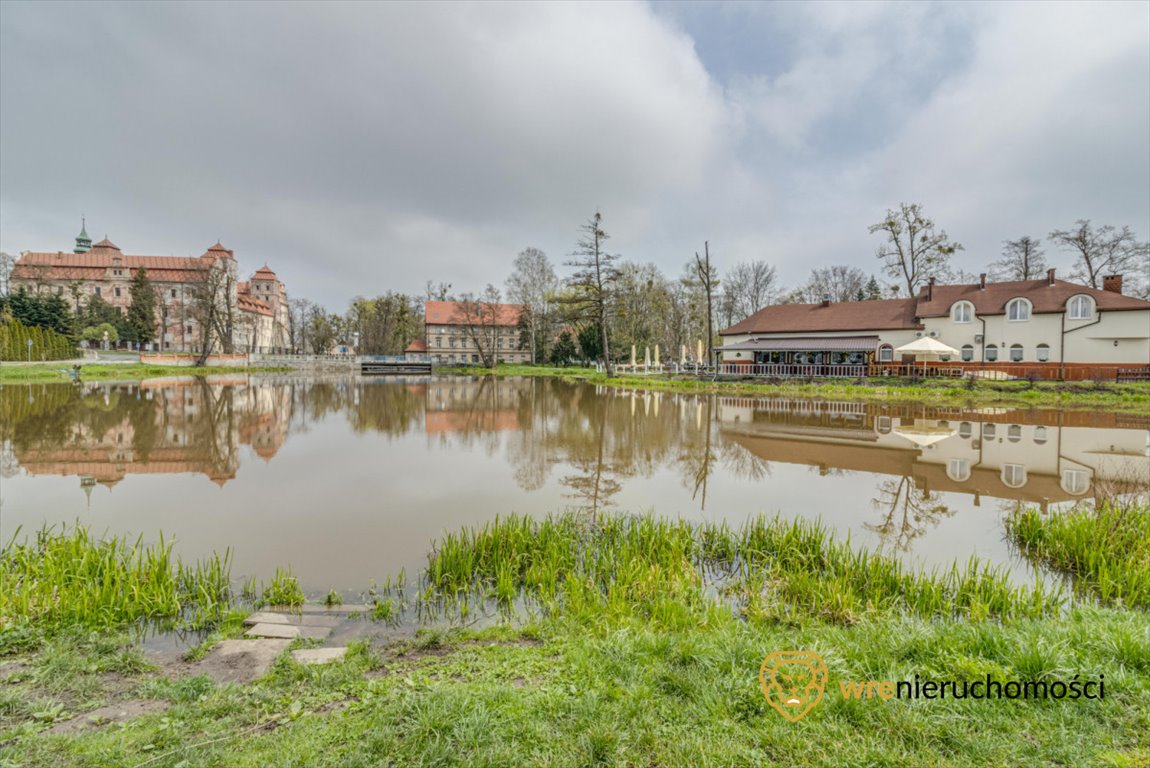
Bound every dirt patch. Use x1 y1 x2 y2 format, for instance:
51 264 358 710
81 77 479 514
47 699 169 735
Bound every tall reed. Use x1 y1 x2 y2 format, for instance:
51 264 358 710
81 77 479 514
0 524 232 631
424 512 1063 626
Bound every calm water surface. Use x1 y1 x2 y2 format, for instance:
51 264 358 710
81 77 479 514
2 375 1147 592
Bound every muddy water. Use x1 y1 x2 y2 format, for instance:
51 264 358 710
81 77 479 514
2 375 1146 593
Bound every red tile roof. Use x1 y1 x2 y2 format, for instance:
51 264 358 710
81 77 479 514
252 264 277 280
236 285 273 316
405 339 428 353
721 298 920 336
721 275 1150 336
916 277 1150 316
425 300 525 327
13 251 210 283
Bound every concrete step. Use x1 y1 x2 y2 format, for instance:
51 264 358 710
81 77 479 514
290 647 349 666
243 612 343 628
244 623 332 641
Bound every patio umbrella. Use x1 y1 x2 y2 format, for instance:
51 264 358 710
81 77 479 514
894 338 960 376
893 423 957 448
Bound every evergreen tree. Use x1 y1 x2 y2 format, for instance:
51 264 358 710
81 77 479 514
126 268 158 345
864 276 882 300
549 330 577 366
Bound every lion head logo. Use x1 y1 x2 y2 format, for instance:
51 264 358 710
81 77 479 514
759 650 828 722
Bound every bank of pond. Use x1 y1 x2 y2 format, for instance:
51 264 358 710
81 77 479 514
1 503 1148 766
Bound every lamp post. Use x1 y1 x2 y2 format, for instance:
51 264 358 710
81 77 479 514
26 338 33 362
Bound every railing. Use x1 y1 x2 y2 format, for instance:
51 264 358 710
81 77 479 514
720 363 869 378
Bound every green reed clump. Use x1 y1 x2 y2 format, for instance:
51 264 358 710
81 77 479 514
0 524 232 632
1007 501 1150 609
424 512 1063 626
255 567 305 607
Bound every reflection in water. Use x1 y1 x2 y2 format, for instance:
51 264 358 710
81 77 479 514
1 376 1147 587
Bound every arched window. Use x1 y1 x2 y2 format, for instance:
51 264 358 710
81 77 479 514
1033 426 1047 444
878 344 893 362
876 416 892 435
961 345 974 362
1061 469 1089 495
1067 295 1093 321
947 458 971 482
951 302 974 323
1007 298 1031 321
982 423 997 440
1036 343 1050 362
959 422 972 439
1007 424 1022 442
985 346 999 362
1002 464 1027 488
1010 344 1024 362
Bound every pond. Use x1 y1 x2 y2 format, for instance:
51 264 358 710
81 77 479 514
2 374 1147 594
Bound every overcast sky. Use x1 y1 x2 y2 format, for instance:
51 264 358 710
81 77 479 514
2 1 1147 308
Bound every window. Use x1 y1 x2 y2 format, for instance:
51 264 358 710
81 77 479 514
94 286 102 297
1002 464 1027 488
877 416 892 435
1067 295 1093 320
982 423 997 440
170 289 177 298
961 344 974 362
114 287 121 298
951 302 973 323
985 346 998 362
1036 343 1050 362
1061 469 1089 495
878 345 893 362
435 337 441 348
1033 426 1047 444
1010 344 1023 362
1007 424 1022 442
947 458 971 482
959 422 972 439
1007 298 1030 321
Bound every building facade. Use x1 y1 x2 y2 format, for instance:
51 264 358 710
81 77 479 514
10 224 290 353
424 300 529 364
720 271 1150 378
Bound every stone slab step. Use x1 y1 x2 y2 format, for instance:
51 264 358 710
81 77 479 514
243 612 343 628
194 639 292 684
290 647 349 666
245 623 331 641
266 604 372 614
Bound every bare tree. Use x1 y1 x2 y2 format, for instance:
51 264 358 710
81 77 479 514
505 247 558 365
187 259 236 364
424 280 453 302
990 236 1046 281
785 265 867 303
722 259 777 323
0 252 14 297
453 284 506 368
869 203 962 296
693 242 718 366
1048 220 1149 293
564 212 620 376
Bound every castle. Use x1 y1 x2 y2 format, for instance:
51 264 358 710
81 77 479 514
10 222 291 353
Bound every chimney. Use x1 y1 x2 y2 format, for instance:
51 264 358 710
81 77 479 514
979 273 987 290
1102 274 1123 294
820 293 831 308
1046 268 1056 286
927 277 935 302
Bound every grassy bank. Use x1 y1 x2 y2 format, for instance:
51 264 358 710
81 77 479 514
441 364 1150 411
2 512 1148 767
0 362 290 383
1008 502 1150 609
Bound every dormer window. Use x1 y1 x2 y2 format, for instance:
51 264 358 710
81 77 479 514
1067 295 1093 320
951 301 973 323
1006 298 1031 321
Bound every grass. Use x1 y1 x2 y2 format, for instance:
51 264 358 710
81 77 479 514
0 525 232 634
1 513 1148 766
1008 502 1150 609
424 513 1063 625
440 363 1150 412
0 363 289 383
